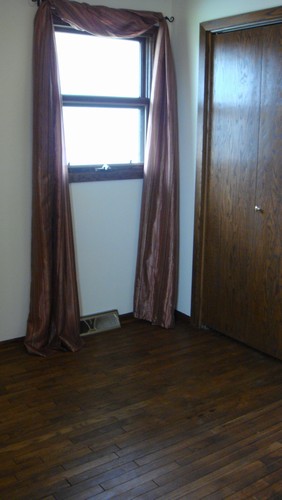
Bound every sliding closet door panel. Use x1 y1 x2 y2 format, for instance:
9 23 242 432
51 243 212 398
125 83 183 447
251 24 282 357
202 29 262 340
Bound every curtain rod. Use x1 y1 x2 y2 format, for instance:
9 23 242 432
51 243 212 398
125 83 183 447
31 0 175 21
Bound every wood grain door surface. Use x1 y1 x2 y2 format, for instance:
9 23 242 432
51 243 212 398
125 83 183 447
202 24 282 359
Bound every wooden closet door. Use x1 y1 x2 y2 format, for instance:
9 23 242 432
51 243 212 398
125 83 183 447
249 24 282 357
202 28 262 340
202 25 282 359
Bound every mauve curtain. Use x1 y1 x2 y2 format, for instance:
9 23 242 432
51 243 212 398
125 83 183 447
134 23 179 328
25 0 84 355
25 0 179 355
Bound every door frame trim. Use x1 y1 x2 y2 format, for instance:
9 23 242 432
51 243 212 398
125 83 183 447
191 6 282 327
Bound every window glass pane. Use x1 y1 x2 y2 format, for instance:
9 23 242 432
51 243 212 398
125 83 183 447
63 107 142 165
55 32 141 97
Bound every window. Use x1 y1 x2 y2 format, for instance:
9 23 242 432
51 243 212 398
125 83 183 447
55 27 154 181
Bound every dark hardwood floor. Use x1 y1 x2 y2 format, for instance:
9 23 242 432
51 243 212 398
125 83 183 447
0 317 281 499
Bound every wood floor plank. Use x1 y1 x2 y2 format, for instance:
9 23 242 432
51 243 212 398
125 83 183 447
0 318 281 499
225 466 282 499
144 443 282 499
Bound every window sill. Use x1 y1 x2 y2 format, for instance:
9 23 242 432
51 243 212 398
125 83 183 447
68 164 144 183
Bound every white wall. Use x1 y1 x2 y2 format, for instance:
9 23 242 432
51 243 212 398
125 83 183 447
0 0 33 342
0 0 280 341
70 180 143 316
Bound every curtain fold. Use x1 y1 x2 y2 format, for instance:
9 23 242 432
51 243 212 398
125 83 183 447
25 0 179 355
25 1 84 356
134 21 179 329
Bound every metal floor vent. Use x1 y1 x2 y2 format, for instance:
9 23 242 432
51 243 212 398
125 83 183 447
80 309 120 336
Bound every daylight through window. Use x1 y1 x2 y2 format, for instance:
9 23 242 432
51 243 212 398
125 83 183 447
55 29 153 181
